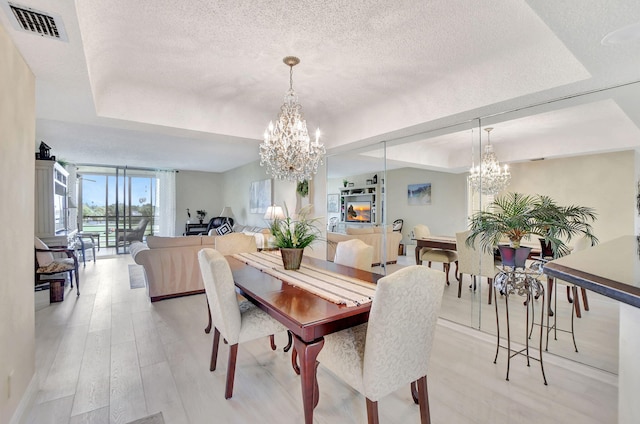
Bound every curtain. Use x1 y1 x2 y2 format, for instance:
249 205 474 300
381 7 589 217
156 170 176 236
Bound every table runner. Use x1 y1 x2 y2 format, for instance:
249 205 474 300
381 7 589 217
232 251 377 306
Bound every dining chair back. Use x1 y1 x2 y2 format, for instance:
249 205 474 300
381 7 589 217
414 224 458 285
455 230 499 303
197 248 287 399
317 265 445 423
334 238 374 271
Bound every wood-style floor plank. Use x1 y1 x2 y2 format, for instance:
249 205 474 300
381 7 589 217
26 254 617 424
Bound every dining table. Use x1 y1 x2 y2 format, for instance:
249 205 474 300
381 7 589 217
227 254 384 424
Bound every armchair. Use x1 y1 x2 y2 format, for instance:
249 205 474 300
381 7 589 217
116 218 149 245
34 236 79 296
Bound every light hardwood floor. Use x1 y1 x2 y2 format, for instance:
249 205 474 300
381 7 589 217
26 255 617 424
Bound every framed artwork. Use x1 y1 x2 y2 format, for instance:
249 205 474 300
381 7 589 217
250 179 272 214
327 193 339 213
408 183 431 205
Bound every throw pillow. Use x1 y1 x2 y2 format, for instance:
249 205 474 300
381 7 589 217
216 222 233 236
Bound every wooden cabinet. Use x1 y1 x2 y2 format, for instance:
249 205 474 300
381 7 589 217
35 160 68 244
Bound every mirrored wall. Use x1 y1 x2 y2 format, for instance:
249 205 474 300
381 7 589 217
326 81 640 374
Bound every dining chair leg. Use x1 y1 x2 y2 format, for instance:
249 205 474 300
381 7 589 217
572 286 582 318
205 299 212 334
443 263 450 285
410 381 419 404
270 334 277 350
457 272 463 298
417 375 431 424
225 344 238 399
365 398 380 424
581 288 589 311
210 327 220 371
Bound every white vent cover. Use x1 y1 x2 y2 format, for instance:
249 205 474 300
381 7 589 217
1 1 68 41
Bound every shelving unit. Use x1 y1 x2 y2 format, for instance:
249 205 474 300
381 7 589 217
35 160 69 245
339 183 381 225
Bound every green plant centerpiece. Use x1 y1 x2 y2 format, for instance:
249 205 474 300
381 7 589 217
466 192 598 263
269 204 321 270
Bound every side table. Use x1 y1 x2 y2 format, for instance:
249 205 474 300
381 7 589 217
493 265 548 385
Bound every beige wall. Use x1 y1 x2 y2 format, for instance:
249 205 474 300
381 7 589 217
507 150 636 243
175 170 224 235
0 24 36 423
386 167 468 244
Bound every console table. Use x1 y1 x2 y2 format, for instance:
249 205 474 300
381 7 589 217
543 236 640 423
184 223 208 236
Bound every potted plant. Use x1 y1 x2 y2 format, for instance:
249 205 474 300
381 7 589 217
269 204 321 270
466 192 598 267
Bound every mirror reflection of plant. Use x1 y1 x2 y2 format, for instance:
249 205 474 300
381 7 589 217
467 192 598 257
270 204 321 249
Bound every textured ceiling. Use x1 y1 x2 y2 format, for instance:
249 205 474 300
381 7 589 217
1 0 640 173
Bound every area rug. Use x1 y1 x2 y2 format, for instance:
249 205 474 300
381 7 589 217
126 412 165 424
128 264 147 289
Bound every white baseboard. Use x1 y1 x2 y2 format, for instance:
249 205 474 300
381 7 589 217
9 372 38 424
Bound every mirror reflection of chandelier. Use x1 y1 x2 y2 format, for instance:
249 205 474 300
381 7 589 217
468 127 511 195
260 56 325 182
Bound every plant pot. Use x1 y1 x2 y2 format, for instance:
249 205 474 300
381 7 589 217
498 245 532 268
280 248 304 270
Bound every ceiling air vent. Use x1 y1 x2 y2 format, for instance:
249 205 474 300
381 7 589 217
1 1 68 41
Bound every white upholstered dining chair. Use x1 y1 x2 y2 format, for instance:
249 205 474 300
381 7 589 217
455 230 500 304
413 224 458 285
334 238 374 271
317 265 445 424
197 248 288 399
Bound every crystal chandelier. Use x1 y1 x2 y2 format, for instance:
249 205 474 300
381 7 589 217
468 127 511 195
260 56 325 182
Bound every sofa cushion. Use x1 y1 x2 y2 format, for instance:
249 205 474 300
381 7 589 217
346 227 374 235
216 222 233 235
147 236 201 249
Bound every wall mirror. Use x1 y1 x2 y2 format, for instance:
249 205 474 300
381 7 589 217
327 80 640 375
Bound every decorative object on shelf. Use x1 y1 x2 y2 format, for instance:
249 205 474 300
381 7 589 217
196 209 207 224
466 192 598 259
296 179 309 197
35 141 55 160
327 193 339 213
373 174 378 184
407 183 432 205
250 179 272 214
343 179 348 187
468 127 511 195
186 208 191 224
366 179 373 185
259 56 325 182
269 204 321 270
348 182 354 187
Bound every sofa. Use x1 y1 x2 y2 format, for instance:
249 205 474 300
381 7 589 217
208 224 273 250
130 235 217 301
131 226 273 301
326 226 403 266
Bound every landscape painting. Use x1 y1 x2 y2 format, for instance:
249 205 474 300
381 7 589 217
408 183 431 205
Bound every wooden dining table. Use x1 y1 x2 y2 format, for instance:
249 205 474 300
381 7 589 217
228 255 384 424
413 236 558 312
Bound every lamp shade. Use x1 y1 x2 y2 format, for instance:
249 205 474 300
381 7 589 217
219 206 234 218
264 205 284 220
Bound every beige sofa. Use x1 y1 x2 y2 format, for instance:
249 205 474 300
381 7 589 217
326 226 403 266
130 235 217 301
